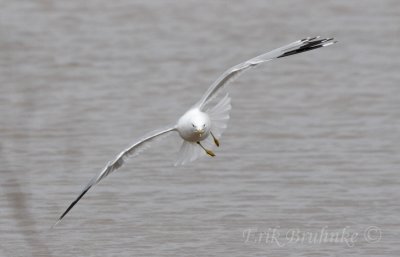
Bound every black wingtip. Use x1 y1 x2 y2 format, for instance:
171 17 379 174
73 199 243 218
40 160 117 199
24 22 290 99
278 37 336 58
52 185 92 228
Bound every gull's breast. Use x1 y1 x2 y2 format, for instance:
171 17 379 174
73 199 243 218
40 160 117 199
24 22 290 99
177 108 211 142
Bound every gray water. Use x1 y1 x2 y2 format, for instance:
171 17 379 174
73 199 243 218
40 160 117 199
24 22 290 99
1 0 399 256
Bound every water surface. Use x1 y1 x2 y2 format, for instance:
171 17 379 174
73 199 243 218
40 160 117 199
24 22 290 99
1 0 399 256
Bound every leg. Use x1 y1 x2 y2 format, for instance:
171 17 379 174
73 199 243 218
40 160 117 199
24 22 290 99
197 141 216 157
210 131 220 147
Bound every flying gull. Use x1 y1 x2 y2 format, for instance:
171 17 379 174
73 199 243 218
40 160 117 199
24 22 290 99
54 36 336 226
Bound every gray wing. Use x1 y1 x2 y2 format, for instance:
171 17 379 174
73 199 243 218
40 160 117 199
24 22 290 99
54 126 176 226
195 36 336 109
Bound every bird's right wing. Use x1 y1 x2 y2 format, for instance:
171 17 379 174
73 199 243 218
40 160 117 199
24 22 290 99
54 125 176 226
195 36 336 110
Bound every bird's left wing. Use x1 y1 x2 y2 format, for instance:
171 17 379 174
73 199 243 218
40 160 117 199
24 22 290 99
195 36 336 109
54 125 176 226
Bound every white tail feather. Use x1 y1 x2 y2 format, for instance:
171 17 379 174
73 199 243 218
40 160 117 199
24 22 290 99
175 141 203 166
207 93 232 139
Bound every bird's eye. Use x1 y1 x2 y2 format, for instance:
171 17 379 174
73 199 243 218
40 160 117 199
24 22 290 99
192 123 195 127
203 124 206 128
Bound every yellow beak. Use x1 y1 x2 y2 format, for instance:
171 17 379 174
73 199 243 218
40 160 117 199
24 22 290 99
196 129 205 135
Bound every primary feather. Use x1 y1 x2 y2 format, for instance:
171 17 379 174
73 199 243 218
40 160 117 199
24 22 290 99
195 37 336 109
54 126 176 226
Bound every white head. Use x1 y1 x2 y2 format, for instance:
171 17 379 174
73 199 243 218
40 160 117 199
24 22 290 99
191 114 209 134
177 109 211 142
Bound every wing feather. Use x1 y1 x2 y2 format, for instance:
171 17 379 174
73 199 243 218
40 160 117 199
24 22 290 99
196 37 336 109
54 125 176 226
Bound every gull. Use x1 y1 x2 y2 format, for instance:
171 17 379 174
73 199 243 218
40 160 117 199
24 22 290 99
54 36 336 226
